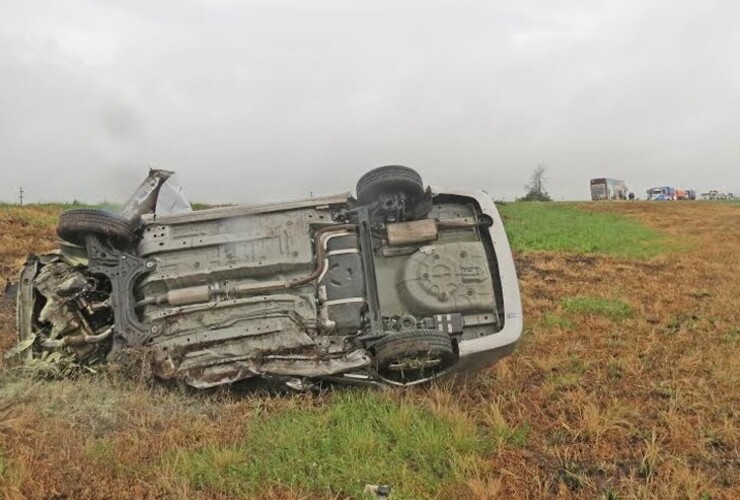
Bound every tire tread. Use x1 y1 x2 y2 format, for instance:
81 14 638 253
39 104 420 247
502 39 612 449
57 208 134 248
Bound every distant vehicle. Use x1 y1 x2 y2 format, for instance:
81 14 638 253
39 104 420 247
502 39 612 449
701 190 735 200
10 166 523 390
675 189 697 200
590 178 627 200
647 186 676 201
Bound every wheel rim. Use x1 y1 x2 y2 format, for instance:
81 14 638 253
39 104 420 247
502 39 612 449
386 353 443 372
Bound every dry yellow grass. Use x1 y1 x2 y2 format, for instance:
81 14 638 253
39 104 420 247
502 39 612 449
0 201 738 499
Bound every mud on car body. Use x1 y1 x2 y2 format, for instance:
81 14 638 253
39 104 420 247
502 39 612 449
11 166 523 389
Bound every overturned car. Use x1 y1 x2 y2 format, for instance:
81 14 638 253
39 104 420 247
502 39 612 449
12 166 522 389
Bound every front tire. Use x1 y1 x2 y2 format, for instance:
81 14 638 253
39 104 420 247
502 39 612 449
57 208 134 249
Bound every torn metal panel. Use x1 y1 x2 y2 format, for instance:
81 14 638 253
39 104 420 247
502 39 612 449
121 168 192 220
179 350 372 389
16 257 39 350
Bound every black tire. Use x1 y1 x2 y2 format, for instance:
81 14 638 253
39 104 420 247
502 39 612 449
372 329 457 384
57 208 134 249
356 165 425 206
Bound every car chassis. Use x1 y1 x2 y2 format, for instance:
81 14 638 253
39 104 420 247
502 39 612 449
12 166 523 389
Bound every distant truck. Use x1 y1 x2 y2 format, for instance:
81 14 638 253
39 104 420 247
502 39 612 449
590 178 628 200
676 189 696 200
647 186 676 200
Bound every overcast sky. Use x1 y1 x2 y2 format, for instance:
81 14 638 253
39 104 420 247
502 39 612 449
1 0 738 204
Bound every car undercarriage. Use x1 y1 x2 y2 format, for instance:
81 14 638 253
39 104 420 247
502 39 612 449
11 166 523 389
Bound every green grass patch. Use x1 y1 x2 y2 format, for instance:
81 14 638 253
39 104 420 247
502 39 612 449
566 355 589 374
722 326 740 345
542 312 575 330
493 423 531 448
497 202 667 258
545 356 589 388
170 390 490 498
562 296 632 320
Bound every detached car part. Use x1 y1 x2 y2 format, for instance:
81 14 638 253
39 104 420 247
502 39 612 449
11 165 523 389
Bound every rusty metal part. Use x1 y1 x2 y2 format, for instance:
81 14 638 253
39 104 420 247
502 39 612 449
436 217 484 229
384 217 482 247
162 285 212 306
41 326 114 348
286 224 357 287
386 219 438 246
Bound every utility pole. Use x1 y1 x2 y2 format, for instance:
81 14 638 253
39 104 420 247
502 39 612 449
19 187 24 206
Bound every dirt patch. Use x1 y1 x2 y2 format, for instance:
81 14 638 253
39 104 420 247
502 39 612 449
563 255 599 266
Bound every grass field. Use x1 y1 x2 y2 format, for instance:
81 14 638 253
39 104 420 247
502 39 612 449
497 202 675 258
1 201 738 499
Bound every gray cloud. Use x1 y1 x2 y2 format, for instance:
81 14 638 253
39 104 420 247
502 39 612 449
1 0 738 204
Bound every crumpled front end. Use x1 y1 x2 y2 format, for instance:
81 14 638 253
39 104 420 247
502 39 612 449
11 253 115 373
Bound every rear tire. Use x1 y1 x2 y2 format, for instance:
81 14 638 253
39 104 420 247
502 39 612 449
356 165 425 206
372 329 457 384
57 208 134 249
